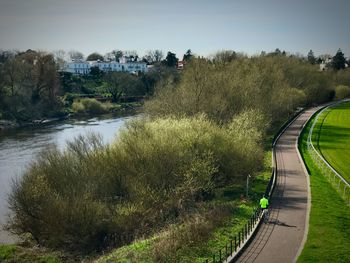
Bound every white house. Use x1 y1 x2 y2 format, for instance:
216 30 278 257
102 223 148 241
66 60 90 74
65 57 147 75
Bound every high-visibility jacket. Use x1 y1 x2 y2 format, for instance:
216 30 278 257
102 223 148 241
260 197 269 209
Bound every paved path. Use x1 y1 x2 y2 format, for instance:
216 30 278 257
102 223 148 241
235 108 320 263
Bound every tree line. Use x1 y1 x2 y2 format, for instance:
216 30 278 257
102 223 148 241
0 49 184 121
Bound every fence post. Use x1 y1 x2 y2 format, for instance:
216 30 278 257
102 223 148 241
235 236 237 252
238 232 241 247
213 254 215 263
230 239 233 255
219 249 222 262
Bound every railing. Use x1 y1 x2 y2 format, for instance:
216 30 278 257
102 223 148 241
202 108 304 263
307 101 350 207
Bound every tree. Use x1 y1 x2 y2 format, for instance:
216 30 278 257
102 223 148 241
1 51 61 119
86 52 104 61
68 50 84 61
0 50 17 63
90 66 104 78
53 50 67 70
144 50 164 64
104 52 115 61
104 72 128 102
212 50 237 63
104 72 146 102
164 51 178 67
332 49 347 70
124 50 138 58
307 50 316 65
112 50 123 61
183 49 193 62
3 57 27 97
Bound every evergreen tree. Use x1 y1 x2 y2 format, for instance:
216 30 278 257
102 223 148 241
183 49 193 62
307 50 316 65
164 51 178 67
331 49 346 70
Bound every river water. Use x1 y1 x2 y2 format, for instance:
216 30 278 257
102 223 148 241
0 114 134 243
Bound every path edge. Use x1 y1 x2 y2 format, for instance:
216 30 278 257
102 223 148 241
293 110 313 263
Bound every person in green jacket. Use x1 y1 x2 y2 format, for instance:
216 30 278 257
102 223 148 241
260 195 269 223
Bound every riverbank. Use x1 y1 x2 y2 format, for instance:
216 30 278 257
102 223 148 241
0 112 138 247
0 116 69 131
0 102 142 132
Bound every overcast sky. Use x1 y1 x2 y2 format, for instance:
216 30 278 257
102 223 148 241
0 0 349 58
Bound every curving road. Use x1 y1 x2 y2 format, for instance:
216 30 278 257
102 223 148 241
235 107 321 263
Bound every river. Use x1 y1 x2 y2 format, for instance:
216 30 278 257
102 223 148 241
0 114 135 244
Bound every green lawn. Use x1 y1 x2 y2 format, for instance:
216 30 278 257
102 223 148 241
313 101 350 183
297 114 350 263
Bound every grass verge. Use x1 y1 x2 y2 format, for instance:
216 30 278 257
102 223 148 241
297 114 350 263
313 101 350 182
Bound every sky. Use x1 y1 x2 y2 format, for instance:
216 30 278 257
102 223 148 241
0 0 349 59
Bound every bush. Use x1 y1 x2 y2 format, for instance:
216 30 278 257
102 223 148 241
72 98 108 115
8 114 263 253
335 85 350 99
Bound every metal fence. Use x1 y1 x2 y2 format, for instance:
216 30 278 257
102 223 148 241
202 109 304 263
307 102 350 207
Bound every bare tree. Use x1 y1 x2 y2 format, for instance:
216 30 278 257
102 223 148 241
144 50 164 64
211 50 237 63
52 50 68 70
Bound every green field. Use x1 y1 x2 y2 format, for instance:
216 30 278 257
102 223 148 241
297 114 350 263
313 101 350 183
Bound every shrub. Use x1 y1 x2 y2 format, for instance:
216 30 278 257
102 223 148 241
8 114 263 253
72 98 108 115
335 85 350 99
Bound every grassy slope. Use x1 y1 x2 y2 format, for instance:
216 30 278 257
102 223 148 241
297 114 350 263
315 101 350 183
96 153 272 263
0 244 61 263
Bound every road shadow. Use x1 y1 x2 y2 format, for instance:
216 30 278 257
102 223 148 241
268 219 297 228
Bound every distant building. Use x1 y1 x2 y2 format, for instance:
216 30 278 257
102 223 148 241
177 60 185 70
65 57 147 75
66 60 90 74
319 56 332 71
